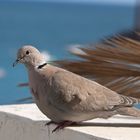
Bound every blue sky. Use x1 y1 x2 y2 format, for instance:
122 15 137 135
3 0 136 6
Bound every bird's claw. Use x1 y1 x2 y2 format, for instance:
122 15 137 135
45 121 56 126
52 121 77 133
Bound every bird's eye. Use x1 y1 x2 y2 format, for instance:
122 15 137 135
26 51 30 55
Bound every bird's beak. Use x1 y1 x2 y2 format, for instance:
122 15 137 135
13 59 19 67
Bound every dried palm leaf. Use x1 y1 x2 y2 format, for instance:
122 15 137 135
55 30 140 98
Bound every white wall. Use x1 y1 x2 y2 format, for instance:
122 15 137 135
0 104 140 140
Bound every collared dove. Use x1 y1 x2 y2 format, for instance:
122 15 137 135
13 45 140 132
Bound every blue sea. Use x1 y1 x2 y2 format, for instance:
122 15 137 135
0 1 135 104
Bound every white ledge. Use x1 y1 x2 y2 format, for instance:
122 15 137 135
0 104 140 140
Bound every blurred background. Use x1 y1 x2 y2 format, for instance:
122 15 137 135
0 0 136 104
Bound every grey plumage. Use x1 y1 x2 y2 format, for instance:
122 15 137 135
13 45 140 129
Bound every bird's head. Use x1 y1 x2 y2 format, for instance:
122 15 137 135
13 45 46 68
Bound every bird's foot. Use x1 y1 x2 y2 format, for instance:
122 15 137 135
52 121 77 133
45 121 56 126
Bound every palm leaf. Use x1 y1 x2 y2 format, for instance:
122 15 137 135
55 30 140 98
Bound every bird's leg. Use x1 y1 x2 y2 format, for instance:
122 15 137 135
45 121 56 126
52 121 77 133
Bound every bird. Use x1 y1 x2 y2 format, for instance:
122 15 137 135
13 45 140 132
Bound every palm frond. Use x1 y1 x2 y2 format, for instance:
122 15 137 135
55 30 140 98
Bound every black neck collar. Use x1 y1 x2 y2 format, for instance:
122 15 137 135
37 63 47 69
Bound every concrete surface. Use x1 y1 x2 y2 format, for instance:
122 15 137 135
0 103 140 140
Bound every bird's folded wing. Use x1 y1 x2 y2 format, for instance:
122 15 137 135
48 71 135 113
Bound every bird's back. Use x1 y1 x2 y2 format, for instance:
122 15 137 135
28 64 140 121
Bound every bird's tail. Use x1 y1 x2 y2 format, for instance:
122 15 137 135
117 107 140 117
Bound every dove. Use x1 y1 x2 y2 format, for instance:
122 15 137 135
13 45 140 132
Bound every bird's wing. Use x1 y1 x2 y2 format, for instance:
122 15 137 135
48 70 138 113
